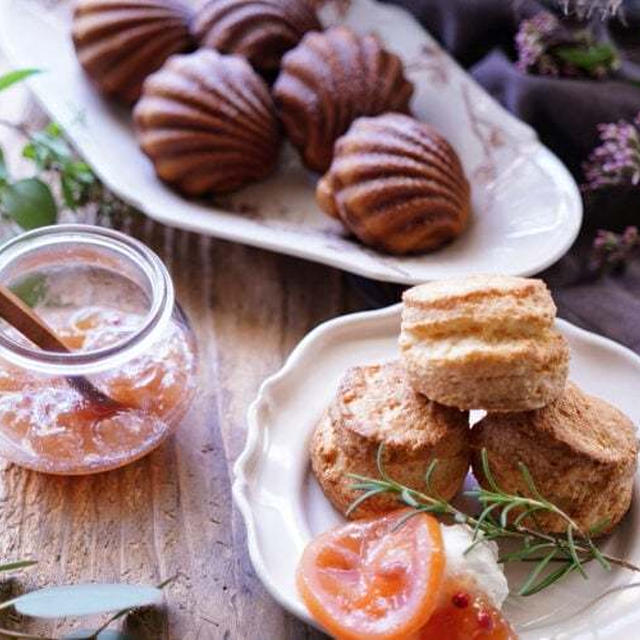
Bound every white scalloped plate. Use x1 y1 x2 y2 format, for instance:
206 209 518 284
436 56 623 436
233 304 640 639
0 0 581 284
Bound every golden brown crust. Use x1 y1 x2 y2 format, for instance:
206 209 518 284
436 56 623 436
192 0 321 74
316 113 471 255
399 275 569 411
310 361 470 518
133 49 282 196
471 382 638 534
72 0 194 104
273 26 414 172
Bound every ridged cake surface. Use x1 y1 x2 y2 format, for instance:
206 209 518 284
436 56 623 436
316 113 470 254
133 49 282 196
399 275 570 411
72 0 193 104
192 0 321 74
273 26 414 172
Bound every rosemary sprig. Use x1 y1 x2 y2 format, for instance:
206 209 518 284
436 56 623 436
347 446 640 596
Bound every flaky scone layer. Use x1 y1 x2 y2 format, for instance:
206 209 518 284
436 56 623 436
400 275 569 411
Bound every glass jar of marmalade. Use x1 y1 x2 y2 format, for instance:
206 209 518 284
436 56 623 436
0 225 198 474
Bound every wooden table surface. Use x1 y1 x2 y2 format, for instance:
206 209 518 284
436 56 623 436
0 53 363 639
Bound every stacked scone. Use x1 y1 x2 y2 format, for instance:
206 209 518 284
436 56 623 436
312 274 638 535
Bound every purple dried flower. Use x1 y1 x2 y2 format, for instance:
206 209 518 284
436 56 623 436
515 11 619 78
590 226 640 273
583 113 640 191
516 12 563 75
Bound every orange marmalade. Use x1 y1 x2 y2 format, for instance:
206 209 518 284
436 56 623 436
0 225 198 474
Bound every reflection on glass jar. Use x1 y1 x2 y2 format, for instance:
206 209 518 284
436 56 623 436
0 224 198 474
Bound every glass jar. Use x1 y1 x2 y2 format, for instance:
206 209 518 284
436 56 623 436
0 224 198 474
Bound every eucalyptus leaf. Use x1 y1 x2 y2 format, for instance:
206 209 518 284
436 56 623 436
0 68 41 92
1 178 57 229
10 584 163 619
64 630 131 639
0 559 37 572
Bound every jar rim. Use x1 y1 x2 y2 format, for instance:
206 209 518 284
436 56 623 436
0 224 175 375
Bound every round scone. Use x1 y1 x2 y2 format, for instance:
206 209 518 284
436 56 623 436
273 26 414 172
471 382 638 535
316 114 471 254
399 275 569 411
72 0 194 104
192 0 321 76
133 49 281 196
310 361 470 518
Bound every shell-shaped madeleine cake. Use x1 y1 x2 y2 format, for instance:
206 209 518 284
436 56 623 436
316 113 471 255
273 26 414 172
72 0 194 104
192 0 321 75
133 49 282 196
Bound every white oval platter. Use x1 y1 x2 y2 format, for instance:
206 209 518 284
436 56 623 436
233 304 640 639
0 0 582 285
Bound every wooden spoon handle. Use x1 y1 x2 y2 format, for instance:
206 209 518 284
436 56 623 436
0 283 124 413
0 284 71 353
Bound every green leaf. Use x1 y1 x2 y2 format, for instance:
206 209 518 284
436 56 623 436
520 561 578 597
480 449 502 493
518 548 560 596
375 443 390 482
9 274 48 308
555 44 618 72
7 583 163 618
345 487 386 517
401 488 419 508
566 525 588 579
0 68 41 92
424 459 439 493
517 461 547 503
0 559 37 572
1 178 57 229
31 129 70 159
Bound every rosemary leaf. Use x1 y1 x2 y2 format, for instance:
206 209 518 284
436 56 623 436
345 444 640 597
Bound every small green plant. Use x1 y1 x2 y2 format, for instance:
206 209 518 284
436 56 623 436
0 68 132 232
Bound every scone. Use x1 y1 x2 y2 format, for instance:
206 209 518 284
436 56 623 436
471 382 638 535
316 113 471 255
399 275 569 411
310 361 470 518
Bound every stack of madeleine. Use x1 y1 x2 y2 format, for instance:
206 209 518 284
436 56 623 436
312 274 638 535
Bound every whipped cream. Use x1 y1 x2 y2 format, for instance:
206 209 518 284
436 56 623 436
441 524 509 608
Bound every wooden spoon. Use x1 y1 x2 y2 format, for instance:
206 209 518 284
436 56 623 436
0 284 125 413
